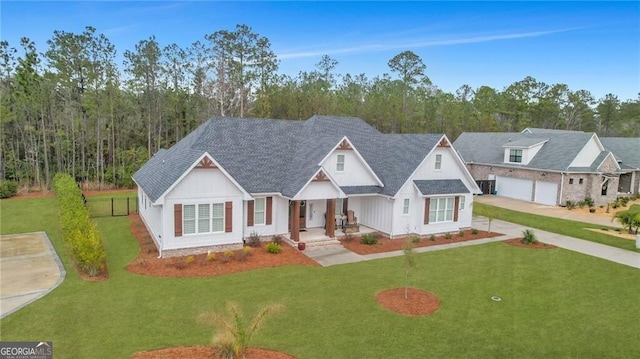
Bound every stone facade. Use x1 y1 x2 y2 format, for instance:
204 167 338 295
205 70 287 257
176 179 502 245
467 163 619 206
161 243 244 258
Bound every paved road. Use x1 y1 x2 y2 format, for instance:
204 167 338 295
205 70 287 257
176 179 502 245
0 232 65 319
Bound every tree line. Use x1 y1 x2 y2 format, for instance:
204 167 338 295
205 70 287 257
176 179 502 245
1 24 638 190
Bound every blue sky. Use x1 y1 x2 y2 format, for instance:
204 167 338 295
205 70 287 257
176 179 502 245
2 1 639 101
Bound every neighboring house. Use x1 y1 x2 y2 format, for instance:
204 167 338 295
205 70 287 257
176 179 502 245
601 137 640 196
454 128 625 207
133 115 480 257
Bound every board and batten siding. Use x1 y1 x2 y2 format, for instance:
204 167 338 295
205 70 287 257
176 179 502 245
296 181 342 201
138 187 163 248
320 149 380 187
357 196 393 234
243 195 290 237
162 167 245 251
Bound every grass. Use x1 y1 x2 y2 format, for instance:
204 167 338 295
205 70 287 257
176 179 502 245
85 196 138 217
1 197 640 358
474 202 640 252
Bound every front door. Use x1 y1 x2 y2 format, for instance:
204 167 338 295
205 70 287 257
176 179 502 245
299 201 306 229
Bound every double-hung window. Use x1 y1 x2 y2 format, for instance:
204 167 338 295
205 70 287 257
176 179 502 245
509 149 523 163
459 196 465 210
429 197 455 223
336 154 345 172
402 198 410 215
254 198 265 225
183 203 225 235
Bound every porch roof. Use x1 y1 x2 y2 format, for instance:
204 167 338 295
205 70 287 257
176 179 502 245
413 179 470 196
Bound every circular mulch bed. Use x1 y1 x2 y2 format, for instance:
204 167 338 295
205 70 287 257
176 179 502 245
376 288 440 316
132 346 296 359
503 238 557 249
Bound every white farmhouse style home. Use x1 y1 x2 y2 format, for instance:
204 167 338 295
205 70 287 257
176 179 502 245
133 115 480 257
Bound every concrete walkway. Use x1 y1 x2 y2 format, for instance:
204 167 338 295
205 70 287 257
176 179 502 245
0 232 66 319
475 195 623 228
304 217 640 269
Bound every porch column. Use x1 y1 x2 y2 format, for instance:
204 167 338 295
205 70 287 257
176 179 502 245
326 199 336 238
291 200 300 242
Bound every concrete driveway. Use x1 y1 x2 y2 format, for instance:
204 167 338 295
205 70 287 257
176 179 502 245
0 232 65 319
474 195 622 228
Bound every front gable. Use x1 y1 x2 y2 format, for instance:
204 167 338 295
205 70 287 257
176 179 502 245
293 168 345 200
160 153 251 204
569 134 605 168
318 136 383 187
501 138 548 165
597 152 621 173
397 135 480 196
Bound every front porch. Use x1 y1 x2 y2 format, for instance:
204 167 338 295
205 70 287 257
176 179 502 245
283 225 378 249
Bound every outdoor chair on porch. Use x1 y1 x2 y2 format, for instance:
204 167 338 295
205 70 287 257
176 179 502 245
343 210 359 234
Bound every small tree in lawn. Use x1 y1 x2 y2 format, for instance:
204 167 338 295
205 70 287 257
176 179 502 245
198 302 284 359
486 209 500 234
403 240 416 300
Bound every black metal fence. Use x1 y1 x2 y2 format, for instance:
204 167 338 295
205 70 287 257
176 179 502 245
87 196 138 218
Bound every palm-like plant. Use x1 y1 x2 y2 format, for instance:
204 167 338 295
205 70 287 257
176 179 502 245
199 302 284 359
614 211 639 234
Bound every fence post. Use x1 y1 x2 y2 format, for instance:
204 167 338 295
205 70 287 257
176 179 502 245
111 197 114 217
127 197 130 215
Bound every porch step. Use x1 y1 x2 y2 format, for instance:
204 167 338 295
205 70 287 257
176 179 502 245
304 238 342 249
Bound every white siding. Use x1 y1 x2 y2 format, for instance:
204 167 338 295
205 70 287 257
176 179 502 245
570 136 603 167
419 194 472 234
321 150 379 186
411 147 477 191
296 181 342 200
162 168 245 251
138 187 163 247
305 199 326 228
243 196 290 238
358 196 393 234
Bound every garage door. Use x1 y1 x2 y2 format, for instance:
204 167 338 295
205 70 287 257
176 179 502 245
534 181 558 205
495 176 533 202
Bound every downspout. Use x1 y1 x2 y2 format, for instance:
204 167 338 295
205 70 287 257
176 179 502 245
559 172 564 206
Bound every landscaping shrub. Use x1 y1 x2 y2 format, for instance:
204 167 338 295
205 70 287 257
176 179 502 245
577 200 586 209
584 196 595 208
521 229 538 244
242 247 253 256
223 250 235 261
0 180 18 198
271 234 284 245
206 252 216 262
429 234 436 241
565 200 575 210
458 230 465 237
410 235 421 243
245 231 261 248
444 232 452 240
266 242 282 254
186 255 195 265
471 228 479 235
360 233 378 245
52 173 106 277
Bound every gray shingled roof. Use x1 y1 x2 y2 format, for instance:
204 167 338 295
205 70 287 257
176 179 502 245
502 137 548 147
134 116 444 202
340 185 383 195
413 180 470 195
601 137 640 169
454 132 602 172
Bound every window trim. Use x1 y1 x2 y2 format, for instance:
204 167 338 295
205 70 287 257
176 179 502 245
509 149 523 163
183 202 226 235
435 154 442 170
428 197 455 223
336 154 345 172
254 197 266 225
402 198 410 215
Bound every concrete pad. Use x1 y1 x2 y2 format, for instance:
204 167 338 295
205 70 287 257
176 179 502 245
303 246 365 266
0 232 66 319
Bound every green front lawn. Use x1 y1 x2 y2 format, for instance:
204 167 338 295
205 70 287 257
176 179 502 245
1 198 640 358
474 202 640 252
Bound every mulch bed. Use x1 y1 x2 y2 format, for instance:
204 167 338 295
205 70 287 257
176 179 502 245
376 288 440 316
503 238 557 249
126 214 319 278
340 229 503 255
132 346 296 359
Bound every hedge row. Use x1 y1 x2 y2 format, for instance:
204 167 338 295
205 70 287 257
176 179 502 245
0 180 18 198
52 173 106 277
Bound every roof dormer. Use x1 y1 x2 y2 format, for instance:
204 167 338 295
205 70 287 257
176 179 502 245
501 138 548 165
